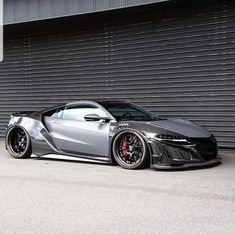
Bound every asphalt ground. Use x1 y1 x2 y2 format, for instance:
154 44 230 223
0 140 234 234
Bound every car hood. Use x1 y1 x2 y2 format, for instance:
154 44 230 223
144 118 211 138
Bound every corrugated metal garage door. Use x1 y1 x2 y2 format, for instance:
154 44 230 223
0 0 235 148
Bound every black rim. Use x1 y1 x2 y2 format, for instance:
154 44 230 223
116 132 144 165
9 128 27 155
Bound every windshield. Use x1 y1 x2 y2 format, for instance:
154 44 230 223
99 102 158 122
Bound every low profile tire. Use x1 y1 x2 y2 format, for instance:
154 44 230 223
6 127 32 159
112 130 149 170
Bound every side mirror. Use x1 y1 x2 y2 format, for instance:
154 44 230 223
84 114 112 123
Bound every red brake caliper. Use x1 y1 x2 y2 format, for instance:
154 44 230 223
121 141 128 157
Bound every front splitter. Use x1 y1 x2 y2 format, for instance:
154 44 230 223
151 157 221 170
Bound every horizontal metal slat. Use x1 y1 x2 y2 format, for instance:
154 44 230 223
1 0 235 148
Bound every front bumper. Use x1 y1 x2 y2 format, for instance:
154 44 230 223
148 136 221 170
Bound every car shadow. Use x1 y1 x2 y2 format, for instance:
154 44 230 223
25 151 234 171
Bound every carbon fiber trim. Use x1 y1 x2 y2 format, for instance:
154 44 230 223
162 143 197 161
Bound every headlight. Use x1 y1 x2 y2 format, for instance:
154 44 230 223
155 134 188 143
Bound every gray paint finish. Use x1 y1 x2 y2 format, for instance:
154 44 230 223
3 0 168 25
44 117 111 157
0 0 235 148
5 100 220 169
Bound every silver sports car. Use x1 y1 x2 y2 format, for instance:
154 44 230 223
5 101 221 170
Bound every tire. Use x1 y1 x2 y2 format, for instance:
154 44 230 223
6 126 32 159
112 130 149 169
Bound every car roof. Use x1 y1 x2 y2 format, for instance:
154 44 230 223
66 100 129 106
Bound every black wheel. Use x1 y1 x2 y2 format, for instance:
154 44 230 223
6 127 32 159
112 130 149 169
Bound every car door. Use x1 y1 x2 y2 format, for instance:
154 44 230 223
44 103 112 157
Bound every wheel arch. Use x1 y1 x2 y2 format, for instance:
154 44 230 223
110 128 152 166
5 124 32 159
5 124 30 149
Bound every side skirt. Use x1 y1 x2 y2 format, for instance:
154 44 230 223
37 151 111 164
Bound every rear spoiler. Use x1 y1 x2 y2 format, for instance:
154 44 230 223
11 111 36 117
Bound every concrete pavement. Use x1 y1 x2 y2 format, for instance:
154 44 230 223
0 141 234 234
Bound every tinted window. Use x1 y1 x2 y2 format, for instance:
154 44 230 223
51 108 65 119
44 107 64 118
99 102 158 121
53 104 109 121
